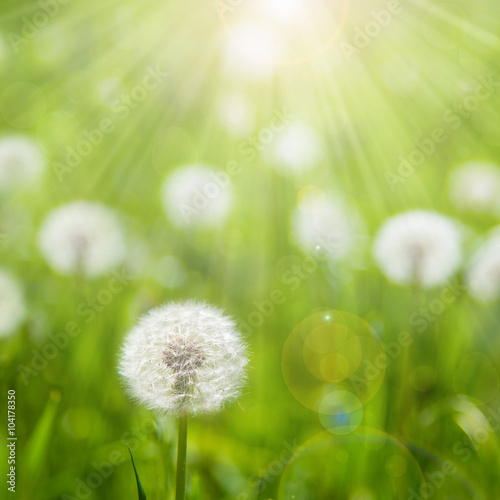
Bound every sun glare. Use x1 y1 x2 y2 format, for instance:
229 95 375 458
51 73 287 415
258 0 308 25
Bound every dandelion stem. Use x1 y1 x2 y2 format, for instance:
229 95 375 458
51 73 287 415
175 414 188 500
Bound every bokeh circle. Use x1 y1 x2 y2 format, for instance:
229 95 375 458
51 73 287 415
282 310 386 429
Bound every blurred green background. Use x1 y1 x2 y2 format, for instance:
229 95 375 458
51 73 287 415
1 0 500 498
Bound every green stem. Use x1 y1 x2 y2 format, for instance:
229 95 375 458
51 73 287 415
175 414 188 500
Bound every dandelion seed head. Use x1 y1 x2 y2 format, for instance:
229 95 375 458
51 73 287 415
0 270 26 337
216 92 255 138
0 136 45 189
291 193 362 260
161 164 233 229
448 161 500 214
373 210 462 288
119 301 248 415
38 201 126 277
268 121 324 174
466 228 500 303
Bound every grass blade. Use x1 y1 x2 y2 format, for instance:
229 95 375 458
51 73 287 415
128 446 147 500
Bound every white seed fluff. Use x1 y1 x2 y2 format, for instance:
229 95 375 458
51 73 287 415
267 121 324 174
38 201 126 277
161 164 233 229
0 270 26 337
373 210 462 288
291 192 362 260
466 228 500 303
0 135 45 189
448 161 500 214
119 301 248 415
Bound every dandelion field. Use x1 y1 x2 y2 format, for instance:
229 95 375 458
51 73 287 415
1 0 500 499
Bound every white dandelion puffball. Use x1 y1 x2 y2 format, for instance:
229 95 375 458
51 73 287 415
466 228 500 303
38 201 126 277
119 301 248 415
448 161 500 214
291 192 362 260
373 210 462 288
267 121 324 174
161 164 233 229
0 270 26 337
0 136 45 189
216 92 256 138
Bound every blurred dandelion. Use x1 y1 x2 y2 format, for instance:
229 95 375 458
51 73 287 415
373 210 462 288
267 121 324 174
466 227 500 303
291 191 363 261
0 135 45 189
119 301 248 500
216 91 256 138
161 164 233 229
0 270 26 337
37 201 126 278
448 161 500 215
